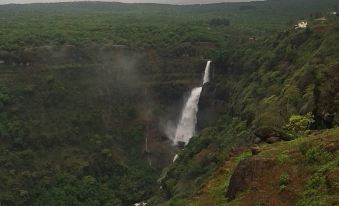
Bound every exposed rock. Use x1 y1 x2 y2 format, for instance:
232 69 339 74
197 81 229 130
225 157 275 200
254 127 292 141
251 146 261 155
266 136 281 144
177 141 186 149
144 125 176 169
254 137 261 144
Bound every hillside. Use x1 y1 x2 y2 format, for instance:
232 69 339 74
0 0 338 206
165 128 339 206
151 17 339 205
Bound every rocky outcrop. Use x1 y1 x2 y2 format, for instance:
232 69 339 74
254 127 292 144
225 157 275 200
197 81 229 130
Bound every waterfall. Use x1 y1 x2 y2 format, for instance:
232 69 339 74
173 61 211 145
173 87 202 144
203 60 211 84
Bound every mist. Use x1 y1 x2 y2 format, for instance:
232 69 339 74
0 0 261 5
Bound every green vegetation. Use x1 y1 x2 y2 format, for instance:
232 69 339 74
0 46 162 205
209 18 231 27
296 175 328 206
155 5 338 202
297 141 339 206
149 116 251 204
285 113 315 136
279 174 290 191
162 128 338 206
305 146 334 165
296 134 339 206
0 0 338 50
0 0 338 205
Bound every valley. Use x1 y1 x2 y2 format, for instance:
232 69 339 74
0 0 338 205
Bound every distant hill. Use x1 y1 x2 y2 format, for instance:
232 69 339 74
1 0 258 6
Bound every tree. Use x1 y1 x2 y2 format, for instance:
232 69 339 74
284 113 315 135
209 18 230 27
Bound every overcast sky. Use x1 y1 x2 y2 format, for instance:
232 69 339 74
0 0 258 5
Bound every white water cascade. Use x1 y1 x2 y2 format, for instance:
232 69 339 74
203 60 211 84
173 61 211 145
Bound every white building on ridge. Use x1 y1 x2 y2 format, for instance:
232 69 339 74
295 20 308 29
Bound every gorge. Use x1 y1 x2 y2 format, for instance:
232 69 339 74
0 0 338 206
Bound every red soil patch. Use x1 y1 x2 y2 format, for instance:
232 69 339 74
227 156 309 206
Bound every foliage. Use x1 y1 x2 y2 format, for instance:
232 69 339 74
304 147 334 165
30 175 123 206
296 130 338 206
154 116 250 203
0 87 10 106
276 153 289 164
0 0 338 205
296 175 330 206
284 113 315 135
0 0 337 50
279 174 290 191
0 54 158 205
209 18 230 27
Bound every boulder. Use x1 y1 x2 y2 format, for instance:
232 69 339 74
177 141 186 149
266 136 281 144
254 127 292 141
254 137 261 144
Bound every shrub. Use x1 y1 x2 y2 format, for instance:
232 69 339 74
277 153 289 164
305 147 333 165
298 142 312 156
285 113 314 135
296 175 329 206
279 174 289 191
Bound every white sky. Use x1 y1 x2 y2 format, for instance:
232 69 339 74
0 0 258 5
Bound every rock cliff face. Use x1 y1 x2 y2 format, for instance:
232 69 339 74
197 81 230 130
197 63 232 130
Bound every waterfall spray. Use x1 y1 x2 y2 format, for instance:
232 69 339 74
173 61 211 146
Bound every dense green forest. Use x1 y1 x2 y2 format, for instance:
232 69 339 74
0 0 338 205
0 0 338 50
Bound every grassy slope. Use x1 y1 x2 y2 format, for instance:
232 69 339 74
165 128 339 206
